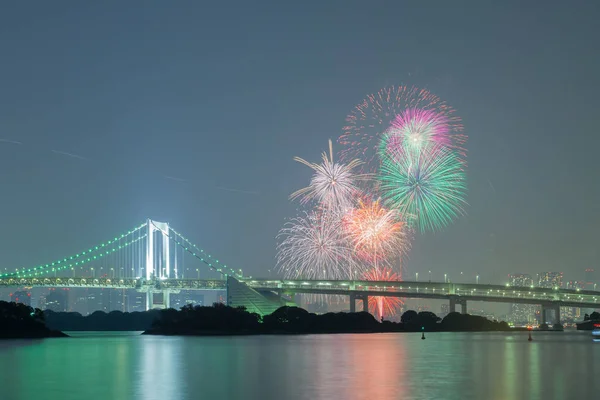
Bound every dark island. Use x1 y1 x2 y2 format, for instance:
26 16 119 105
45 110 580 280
143 303 512 336
1 301 524 337
0 301 67 339
44 309 162 332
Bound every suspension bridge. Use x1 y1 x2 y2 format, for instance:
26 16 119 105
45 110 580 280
1 219 599 321
0 219 241 311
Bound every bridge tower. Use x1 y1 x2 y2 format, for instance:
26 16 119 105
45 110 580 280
140 219 178 310
146 219 170 280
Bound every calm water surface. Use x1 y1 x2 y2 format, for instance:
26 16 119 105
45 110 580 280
0 331 598 400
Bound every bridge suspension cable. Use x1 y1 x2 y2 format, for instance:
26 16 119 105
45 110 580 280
2 222 147 278
151 223 242 279
3 220 241 281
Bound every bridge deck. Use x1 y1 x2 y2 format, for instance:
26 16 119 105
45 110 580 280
0 277 226 290
242 279 600 308
1 277 598 308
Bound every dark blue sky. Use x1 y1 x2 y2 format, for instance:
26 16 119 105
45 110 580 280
1 1 598 282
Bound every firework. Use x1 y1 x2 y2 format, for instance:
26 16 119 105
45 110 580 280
362 267 404 319
276 211 362 280
384 108 451 154
339 86 464 171
343 198 411 264
378 143 467 232
290 139 367 212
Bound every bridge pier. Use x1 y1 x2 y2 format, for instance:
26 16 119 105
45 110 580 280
449 296 467 314
541 303 561 325
349 294 369 313
142 287 175 310
164 290 171 309
146 290 154 311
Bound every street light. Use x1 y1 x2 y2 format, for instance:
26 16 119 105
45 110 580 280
428 270 431 282
416 272 419 281
476 275 480 284
444 273 447 283
196 268 200 279
91 267 95 278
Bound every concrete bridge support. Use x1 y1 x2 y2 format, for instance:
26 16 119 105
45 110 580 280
541 303 561 325
350 293 369 313
449 296 467 314
143 288 174 310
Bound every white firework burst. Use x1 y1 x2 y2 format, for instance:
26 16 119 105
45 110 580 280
290 139 368 212
276 211 363 281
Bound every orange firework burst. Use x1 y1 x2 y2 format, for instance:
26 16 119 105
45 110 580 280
343 198 411 264
362 267 404 320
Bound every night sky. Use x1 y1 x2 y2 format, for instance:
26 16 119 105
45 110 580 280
1 1 599 284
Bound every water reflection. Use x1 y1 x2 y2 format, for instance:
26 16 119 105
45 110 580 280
0 332 598 399
137 336 186 400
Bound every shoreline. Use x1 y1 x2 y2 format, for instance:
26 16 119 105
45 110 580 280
142 327 532 337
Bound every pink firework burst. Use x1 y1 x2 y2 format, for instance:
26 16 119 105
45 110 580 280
339 85 465 172
343 198 411 264
362 267 404 320
384 108 451 154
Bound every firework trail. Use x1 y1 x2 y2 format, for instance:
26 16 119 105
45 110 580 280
338 86 465 171
51 149 88 161
290 139 368 212
216 186 260 195
163 175 187 183
378 143 467 233
343 198 411 264
0 138 23 145
276 211 362 281
362 266 404 320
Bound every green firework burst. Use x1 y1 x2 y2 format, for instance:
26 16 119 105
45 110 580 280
378 143 467 232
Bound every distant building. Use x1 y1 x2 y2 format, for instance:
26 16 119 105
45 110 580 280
86 289 103 313
11 290 31 306
37 295 47 310
561 306 581 323
563 281 586 322
538 272 563 288
509 274 535 325
72 293 89 315
566 281 585 290
509 273 534 288
128 291 145 312
469 309 497 321
109 289 127 312
584 268 598 288
45 289 68 312
171 291 205 310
